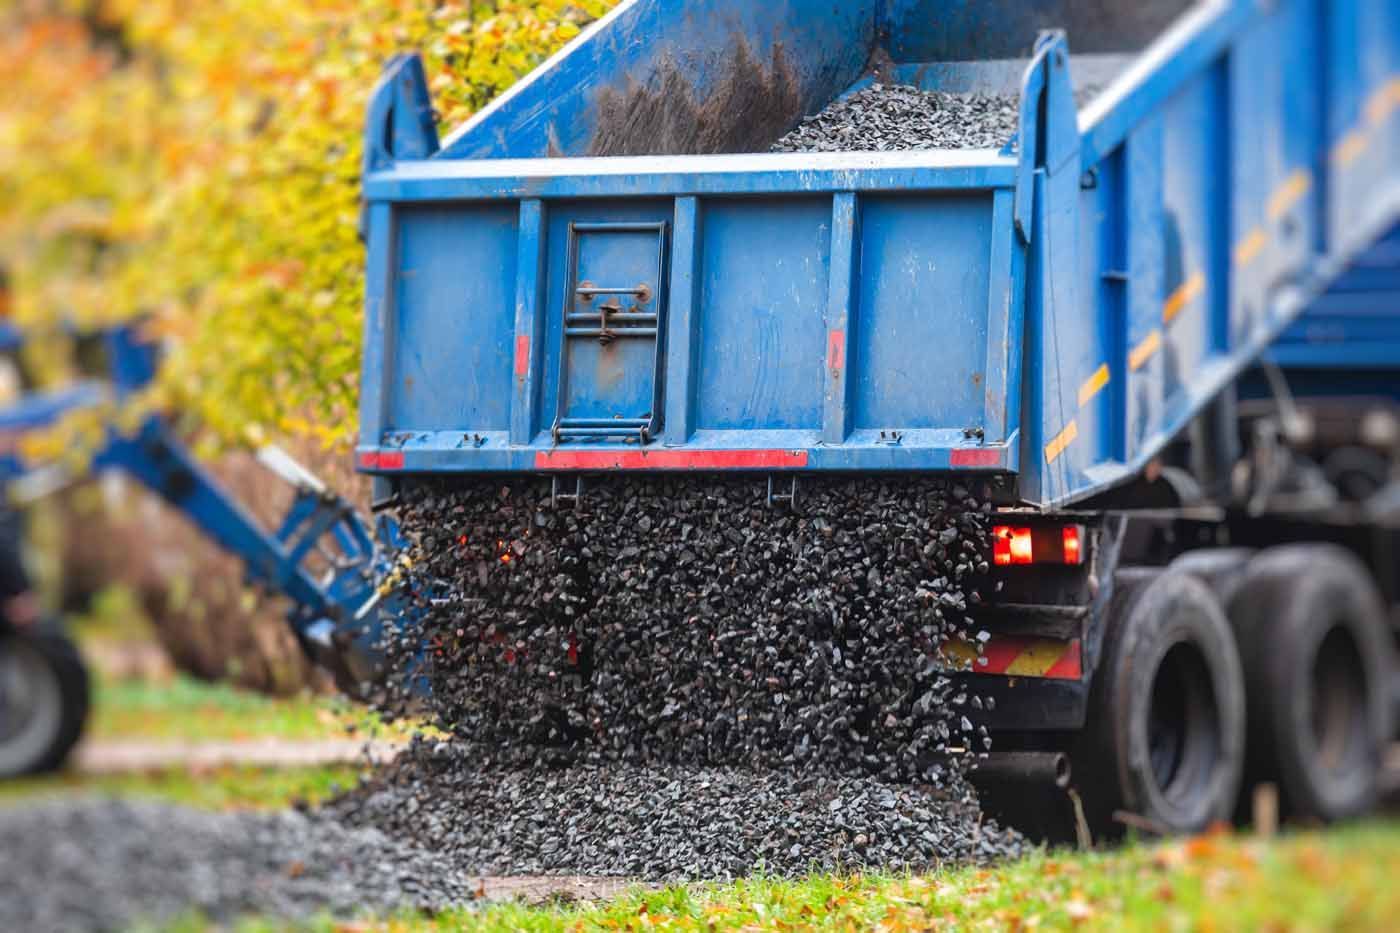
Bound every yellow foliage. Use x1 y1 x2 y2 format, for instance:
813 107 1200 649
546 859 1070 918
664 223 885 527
0 0 617 449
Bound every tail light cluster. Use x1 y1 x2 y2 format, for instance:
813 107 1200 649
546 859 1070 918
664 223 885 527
992 524 1086 567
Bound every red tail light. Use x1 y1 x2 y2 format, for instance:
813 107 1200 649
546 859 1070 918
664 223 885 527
992 524 1086 566
993 526 1035 565
1062 525 1082 565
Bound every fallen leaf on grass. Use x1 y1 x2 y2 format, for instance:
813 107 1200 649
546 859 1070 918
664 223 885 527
1152 843 1188 871
1065 890 1095 923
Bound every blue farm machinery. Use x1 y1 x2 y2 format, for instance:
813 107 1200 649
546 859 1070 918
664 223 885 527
0 319 405 776
355 0 1400 838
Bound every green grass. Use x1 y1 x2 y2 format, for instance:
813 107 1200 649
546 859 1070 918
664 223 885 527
89 672 415 744
84 669 431 739
0 763 364 811
182 820 1400 931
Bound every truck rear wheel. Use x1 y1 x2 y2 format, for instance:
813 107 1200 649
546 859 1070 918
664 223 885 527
1077 570 1245 838
1227 545 1394 822
0 632 90 777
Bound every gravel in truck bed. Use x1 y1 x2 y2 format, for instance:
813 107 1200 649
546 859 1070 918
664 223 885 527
772 83 1021 152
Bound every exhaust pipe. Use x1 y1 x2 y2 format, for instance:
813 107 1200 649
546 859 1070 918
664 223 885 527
969 751 1072 789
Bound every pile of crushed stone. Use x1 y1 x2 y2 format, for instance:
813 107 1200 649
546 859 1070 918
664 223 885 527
0 797 474 933
344 475 1022 880
376 476 996 783
326 738 1026 882
772 83 1021 152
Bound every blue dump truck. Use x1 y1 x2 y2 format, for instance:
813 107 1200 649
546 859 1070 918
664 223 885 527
354 0 1400 837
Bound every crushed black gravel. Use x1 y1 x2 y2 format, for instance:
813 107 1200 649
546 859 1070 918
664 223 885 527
326 738 1025 881
0 797 473 933
772 83 1021 152
345 475 1024 881
376 476 994 783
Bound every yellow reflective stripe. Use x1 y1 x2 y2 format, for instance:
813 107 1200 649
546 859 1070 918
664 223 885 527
1129 330 1161 371
1163 272 1204 325
1004 639 1071 677
1044 420 1078 464
1365 77 1400 127
941 639 978 670
1077 363 1110 408
1333 128 1370 168
1234 228 1267 267
1267 169 1313 222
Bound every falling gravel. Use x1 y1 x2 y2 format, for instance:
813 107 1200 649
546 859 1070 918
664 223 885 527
772 83 1021 152
376 476 995 782
0 798 473 933
343 475 1023 880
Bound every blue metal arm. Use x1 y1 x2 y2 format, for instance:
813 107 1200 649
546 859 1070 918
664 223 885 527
0 321 403 692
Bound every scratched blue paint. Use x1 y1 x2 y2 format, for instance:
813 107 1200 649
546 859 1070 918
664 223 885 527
852 195 992 432
358 0 1400 510
390 205 518 433
694 198 829 432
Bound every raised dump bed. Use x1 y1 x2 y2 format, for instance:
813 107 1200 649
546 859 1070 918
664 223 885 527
357 0 1400 507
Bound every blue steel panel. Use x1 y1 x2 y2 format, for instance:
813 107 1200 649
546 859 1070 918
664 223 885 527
510 200 546 444
1123 117 1166 463
694 198 829 432
662 197 702 444
823 192 859 445
1075 143 1121 466
1159 72 1221 414
358 202 395 448
389 205 518 433
982 188 1024 446
538 201 675 439
1228 13 1282 349
852 194 992 434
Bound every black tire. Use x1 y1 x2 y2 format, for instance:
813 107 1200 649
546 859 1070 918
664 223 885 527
1169 548 1255 607
1076 569 1246 838
1322 446 1391 503
0 632 90 777
1227 545 1394 822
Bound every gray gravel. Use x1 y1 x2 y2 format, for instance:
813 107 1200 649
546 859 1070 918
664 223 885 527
378 476 995 784
0 797 474 932
772 83 1021 152
325 739 1024 881
341 476 1024 884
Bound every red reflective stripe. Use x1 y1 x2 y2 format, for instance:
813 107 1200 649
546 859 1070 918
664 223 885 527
358 450 404 470
950 448 1002 468
827 329 845 372
535 449 809 470
1042 639 1083 680
514 335 531 378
